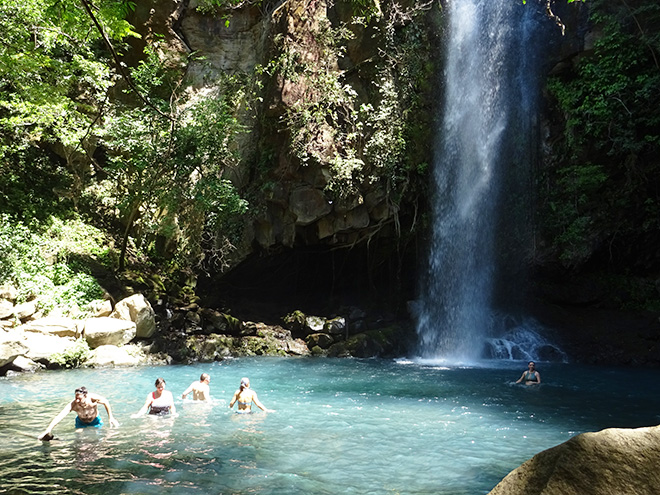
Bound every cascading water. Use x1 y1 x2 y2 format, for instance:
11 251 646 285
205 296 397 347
416 0 550 362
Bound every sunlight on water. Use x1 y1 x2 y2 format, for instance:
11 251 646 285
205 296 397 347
1 358 659 494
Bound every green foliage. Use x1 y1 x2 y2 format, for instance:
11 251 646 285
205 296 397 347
542 0 660 269
345 0 382 21
49 339 92 368
101 52 250 271
0 0 136 159
259 3 433 208
0 214 108 316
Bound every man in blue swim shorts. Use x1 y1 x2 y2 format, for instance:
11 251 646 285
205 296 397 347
38 386 119 440
75 415 103 428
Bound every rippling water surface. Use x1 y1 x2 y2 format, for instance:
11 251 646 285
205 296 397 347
1 358 659 494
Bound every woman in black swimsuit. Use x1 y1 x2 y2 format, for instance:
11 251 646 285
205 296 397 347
134 377 177 416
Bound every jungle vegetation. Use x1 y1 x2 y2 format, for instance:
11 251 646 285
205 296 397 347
0 0 658 317
541 0 660 308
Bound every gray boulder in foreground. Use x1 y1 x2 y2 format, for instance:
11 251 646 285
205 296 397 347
488 425 660 495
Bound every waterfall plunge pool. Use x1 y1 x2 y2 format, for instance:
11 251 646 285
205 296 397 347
2 358 659 494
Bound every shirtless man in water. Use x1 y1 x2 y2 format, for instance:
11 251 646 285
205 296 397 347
182 373 211 401
38 386 119 440
229 377 274 413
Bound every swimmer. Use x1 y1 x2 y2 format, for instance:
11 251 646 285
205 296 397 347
228 377 274 413
182 373 211 401
134 377 176 416
38 386 119 440
516 361 541 385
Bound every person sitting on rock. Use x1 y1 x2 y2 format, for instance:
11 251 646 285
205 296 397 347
38 386 119 440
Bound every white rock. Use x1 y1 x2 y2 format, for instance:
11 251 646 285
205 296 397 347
83 317 136 348
22 332 76 361
13 300 38 320
0 299 14 320
21 316 81 338
10 355 41 372
0 339 29 367
88 344 143 367
110 294 156 339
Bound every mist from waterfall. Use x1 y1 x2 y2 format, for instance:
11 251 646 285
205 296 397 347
415 0 549 362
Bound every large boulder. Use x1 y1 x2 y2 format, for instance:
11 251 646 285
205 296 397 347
7 355 42 373
21 316 81 338
110 294 156 339
13 300 38 320
306 332 334 349
0 339 29 368
88 344 144 367
286 337 311 356
0 299 14 320
21 332 77 361
289 187 332 226
83 317 136 348
488 425 660 495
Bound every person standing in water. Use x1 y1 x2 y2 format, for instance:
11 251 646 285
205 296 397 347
134 377 176 416
229 377 274 413
182 373 211 401
38 386 119 440
516 361 541 385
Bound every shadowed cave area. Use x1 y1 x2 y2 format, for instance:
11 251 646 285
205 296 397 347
197 243 419 325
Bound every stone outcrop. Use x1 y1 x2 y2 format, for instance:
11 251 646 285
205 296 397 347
178 322 311 362
0 338 29 368
21 317 81 338
83 317 137 348
110 294 156 339
488 425 660 495
128 0 415 263
88 344 144 367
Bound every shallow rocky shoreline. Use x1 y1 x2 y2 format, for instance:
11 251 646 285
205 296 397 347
0 287 412 376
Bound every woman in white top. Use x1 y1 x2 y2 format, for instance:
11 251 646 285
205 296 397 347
134 377 176 416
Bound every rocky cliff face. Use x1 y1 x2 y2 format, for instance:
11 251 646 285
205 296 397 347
121 1 660 367
129 1 434 284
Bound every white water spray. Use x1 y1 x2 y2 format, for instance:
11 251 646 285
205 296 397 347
416 0 548 362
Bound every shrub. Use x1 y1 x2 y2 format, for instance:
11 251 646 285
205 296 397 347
50 339 92 369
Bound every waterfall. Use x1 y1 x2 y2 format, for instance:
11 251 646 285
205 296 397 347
415 0 549 362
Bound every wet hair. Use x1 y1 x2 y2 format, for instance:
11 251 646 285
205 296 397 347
74 386 88 395
155 377 166 387
528 362 535 367
200 373 210 382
